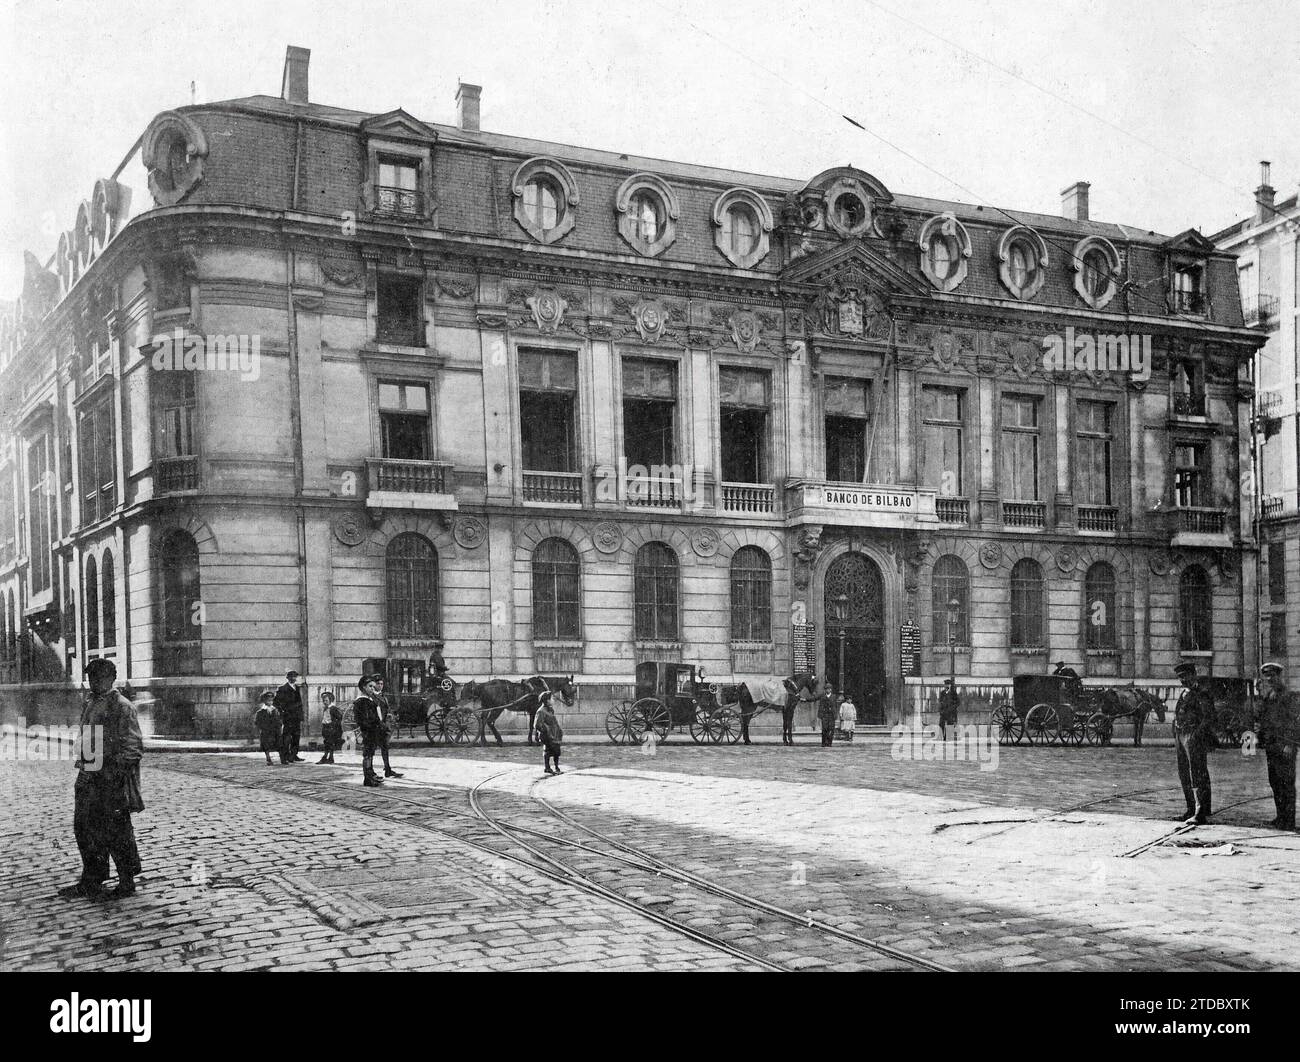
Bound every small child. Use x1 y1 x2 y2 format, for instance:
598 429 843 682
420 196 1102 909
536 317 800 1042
534 691 565 775
838 695 858 742
254 691 283 765
318 691 343 764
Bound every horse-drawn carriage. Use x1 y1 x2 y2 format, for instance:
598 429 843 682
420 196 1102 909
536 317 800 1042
605 662 745 745
990 673 1168 747
1201 676 1255 749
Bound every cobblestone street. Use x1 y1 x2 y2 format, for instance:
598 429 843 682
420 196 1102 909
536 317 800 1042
2 736 1296 972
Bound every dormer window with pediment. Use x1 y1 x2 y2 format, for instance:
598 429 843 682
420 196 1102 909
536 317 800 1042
512 157 580 245
997 226 1049 300
1163 229 1216 317
616 174 680 258
918 213 972 292
360 110 437 224
712 188 773 269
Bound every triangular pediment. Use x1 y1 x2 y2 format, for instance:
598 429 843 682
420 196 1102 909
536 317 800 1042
360 109 439 143
1163 228 1216 254
780 239 927 297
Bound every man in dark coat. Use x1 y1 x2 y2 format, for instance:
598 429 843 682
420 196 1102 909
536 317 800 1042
782 672 816 746
274 670 304 763
1256 662 1299 830
58 658 144 901
1173 661 1214 824
429 640 449 680
938 678 960 741
817 683 838 747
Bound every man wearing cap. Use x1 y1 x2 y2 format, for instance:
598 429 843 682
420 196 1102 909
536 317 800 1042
1173 661 1214 824
58 658 145 900
429 641 449 680
274 670 304 764
1256 662 1299 830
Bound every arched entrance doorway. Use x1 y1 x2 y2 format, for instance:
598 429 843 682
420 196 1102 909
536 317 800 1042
824 552 887 724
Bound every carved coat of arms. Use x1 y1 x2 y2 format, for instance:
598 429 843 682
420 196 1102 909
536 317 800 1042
525 289 568 333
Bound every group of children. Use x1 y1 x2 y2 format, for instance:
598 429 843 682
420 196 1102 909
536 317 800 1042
254 689 345 765
253 686 566 774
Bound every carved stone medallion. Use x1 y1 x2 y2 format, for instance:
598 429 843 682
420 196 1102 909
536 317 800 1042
592 522 623 554
1056 545 1079 574
730 310 760 354
631 298 670 343
453 516 486 550
525 289 568 333
1149 550 1172 577
333 512 366 547
691 527 720 558
979 541 1003 569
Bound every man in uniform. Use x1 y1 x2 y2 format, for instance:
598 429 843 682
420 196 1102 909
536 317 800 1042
1256 662 1299 830
1173 660 1214 824
429 640 449 681
818 682 838 747
58 658 144 900
274 670 304 763
938 678 961 742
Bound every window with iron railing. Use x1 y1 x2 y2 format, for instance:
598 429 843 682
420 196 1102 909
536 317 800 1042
1173 443 1206 508
634 542 679 641
1179 565 1212 651
533 537 581 640
385 532 440 640
1085 562 1118 650
79 398 117 524
376 159 421 216
1010 558 1045 649
1173 266 1205 313
730 546 771 642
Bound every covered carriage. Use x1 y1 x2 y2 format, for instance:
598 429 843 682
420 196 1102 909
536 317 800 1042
605 661 744 745
991 673 1114 747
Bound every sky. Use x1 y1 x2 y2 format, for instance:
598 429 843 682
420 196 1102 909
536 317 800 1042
2 0 1297 296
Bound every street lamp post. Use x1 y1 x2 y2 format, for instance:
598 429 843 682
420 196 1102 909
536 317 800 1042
831 593 849 702
947 596 960 681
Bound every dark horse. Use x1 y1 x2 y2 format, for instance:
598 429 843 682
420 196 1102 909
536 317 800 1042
1095 684 1167 747
730 674 817 745
461 675 578 746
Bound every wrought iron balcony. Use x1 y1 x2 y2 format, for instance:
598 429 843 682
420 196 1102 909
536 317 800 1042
1173 290 1207 314
1262 495 1285 521
376 314 424 346
1172 392 1207 417
936 496 969 524
157 456 198 493
1002 500 1045 528
1255 389 1283 422
375 186 424 216
1077 505 1118 532
1243 293 1280 327
721 482 775 514
523 470 583 505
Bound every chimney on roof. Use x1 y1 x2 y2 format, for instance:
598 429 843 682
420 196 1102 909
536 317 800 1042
1061 181 1090 222
281 46 310 105
1255 160 1275 226
456 82 481 133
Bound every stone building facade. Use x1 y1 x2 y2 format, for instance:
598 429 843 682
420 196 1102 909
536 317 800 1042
1213 162 1300 674
0 47 1266 736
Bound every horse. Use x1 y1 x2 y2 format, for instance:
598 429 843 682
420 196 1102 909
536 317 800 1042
461 674 578 746
1094 684 1167 747
726 673 818 745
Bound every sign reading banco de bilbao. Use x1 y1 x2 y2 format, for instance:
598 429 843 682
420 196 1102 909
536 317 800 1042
786 482 937 528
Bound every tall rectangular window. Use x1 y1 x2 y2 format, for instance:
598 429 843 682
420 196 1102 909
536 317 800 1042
376 158 421 216
1270 542 1287 605
622 358 677 469
379 383 430 461
719 367 769 483
824 376 871 483
376 274 423 345
1271 612 1288 660
156 372 196 458
1174 265 1204 312
519 350 577 473
78 398 117 524
922 387 964 496
1000 395 1039 500
1075 400 1113 505
0 469 13 565
27 434 52 594
1173 443 1206 507
1173 360 1206 416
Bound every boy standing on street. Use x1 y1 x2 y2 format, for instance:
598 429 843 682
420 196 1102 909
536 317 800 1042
534 691 565 775
254 691 283 766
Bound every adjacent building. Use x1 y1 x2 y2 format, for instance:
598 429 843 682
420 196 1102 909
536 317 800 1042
1213 162 1300 674
0 47 1266 736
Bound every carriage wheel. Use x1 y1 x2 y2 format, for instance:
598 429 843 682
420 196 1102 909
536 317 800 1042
991 704 1022 746
605 701 639 745
1025 704 1059 745
717 705 742 745
425 708 449 745
448 706 475 745
689 705 720 744
633 698 672 744
1062 717 1086 746
1084 712 1113 746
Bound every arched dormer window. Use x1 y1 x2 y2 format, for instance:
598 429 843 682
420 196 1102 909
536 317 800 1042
1071 236 1122 309
511 157 580 245
918 213 973 292
997 226 1049 300
615 173 680 258
712 188 774 269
